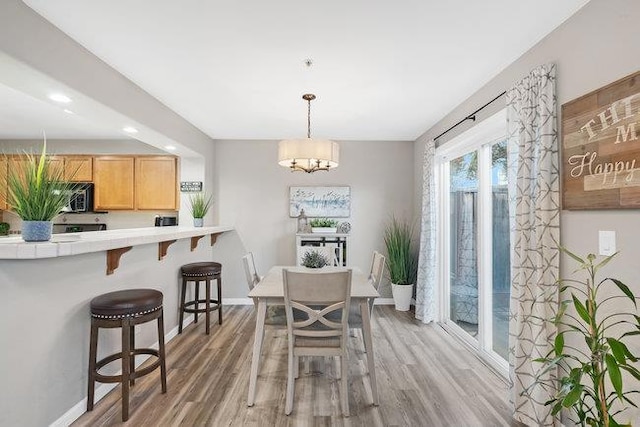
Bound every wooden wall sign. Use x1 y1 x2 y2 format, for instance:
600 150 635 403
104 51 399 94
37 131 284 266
562 71 640 209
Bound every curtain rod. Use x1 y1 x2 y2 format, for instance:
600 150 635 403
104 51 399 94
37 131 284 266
433 91 507 141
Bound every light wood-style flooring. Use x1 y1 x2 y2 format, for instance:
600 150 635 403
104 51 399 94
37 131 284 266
73 305 517 426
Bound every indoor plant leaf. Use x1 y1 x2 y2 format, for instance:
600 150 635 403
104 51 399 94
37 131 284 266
610 279 637 308
605 353 623 399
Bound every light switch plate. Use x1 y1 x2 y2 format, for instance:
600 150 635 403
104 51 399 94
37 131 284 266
598 230 616 256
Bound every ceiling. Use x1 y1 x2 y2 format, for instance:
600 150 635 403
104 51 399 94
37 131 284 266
0 82 124 139
22 0 590 141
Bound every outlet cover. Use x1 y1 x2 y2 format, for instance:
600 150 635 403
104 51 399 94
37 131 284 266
598 230 616 256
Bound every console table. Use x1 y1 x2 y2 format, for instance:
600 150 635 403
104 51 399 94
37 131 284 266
295 232 349 267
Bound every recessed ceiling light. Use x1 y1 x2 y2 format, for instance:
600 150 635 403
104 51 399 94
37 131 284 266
63 109 74 114
49 93 72 103
165 145 177 151
123 126 138 133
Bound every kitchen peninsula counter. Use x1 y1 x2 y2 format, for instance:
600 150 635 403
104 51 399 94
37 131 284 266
0 225 233 259
0 224 236 427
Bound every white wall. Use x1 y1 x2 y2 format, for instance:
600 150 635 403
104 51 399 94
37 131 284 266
415 0 640 423
214 139 415 298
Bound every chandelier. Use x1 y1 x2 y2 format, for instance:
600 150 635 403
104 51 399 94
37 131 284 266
278 93 339 173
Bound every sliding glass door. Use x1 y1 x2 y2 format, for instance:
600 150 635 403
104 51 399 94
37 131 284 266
437 112 509 373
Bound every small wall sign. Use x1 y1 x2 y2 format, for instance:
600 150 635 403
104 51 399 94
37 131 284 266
562 70 640 209
180 181 203 192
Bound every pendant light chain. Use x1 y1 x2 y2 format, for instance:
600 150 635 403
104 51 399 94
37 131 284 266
307 97 312 139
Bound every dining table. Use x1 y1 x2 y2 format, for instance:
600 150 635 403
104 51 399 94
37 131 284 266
246 265 380 407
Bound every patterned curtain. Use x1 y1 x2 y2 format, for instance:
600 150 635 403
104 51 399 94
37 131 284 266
506 63 560 426
415 139 437 323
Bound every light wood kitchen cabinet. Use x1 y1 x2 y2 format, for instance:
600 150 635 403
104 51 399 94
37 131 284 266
64 156 93 182
94 157 135 210
48 156 65 178
135 156 178 210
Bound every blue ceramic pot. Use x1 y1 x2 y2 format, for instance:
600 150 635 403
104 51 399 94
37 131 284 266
22 221 53 242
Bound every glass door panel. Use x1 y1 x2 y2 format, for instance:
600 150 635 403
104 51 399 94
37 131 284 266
491 141 509 360
438 121 511 374
449 151 479 339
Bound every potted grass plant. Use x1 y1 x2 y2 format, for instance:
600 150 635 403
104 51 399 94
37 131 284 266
384 216 418 311
188 192 213 227
4 140 78 242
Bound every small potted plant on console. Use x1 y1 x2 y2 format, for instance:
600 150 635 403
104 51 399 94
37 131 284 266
309 218 338 233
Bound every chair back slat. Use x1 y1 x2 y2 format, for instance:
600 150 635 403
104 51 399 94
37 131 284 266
369 251 386 291
242 252 260 290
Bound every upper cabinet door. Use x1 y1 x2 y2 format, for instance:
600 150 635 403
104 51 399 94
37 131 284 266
47 156 65 179
94 157 135 210
64 156 93 182
135 157 178 210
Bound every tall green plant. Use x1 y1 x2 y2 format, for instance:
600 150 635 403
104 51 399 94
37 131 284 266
5 141 77 221
384 217 418 285
532 247 639 427
188 192 213 218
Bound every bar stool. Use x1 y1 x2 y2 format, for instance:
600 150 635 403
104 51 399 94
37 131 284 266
179 262 223 335
87 289 167 422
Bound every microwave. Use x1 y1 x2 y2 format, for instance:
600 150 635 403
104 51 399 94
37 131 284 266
61 183 94 213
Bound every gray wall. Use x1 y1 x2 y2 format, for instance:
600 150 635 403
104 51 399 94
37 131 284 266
0 233 233 427
415 0 640 423
214 139 415 299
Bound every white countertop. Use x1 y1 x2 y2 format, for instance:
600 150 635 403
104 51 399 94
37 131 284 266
0 225 233 259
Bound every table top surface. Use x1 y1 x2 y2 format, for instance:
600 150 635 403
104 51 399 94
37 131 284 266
248 266 379 299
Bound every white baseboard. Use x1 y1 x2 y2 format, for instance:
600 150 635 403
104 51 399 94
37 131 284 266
223 298 395 306
223 298 254 305
373 298 395 305
50 316 195 427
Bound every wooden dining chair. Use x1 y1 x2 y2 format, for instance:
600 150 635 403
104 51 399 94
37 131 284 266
343 251 385 341
243 252 288 326
242 252 261 292
283 269 352 416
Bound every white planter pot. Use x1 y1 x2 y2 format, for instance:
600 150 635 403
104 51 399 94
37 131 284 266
311 227 337 233
391 283 414 311
193 218 204 227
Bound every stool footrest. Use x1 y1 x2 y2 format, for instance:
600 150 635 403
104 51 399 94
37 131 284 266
183 299 221 314
94 349 161 384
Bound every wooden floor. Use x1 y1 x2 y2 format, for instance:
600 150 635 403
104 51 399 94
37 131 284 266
73 305 517 426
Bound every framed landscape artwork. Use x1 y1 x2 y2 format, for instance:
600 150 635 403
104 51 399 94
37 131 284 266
289 186 351 217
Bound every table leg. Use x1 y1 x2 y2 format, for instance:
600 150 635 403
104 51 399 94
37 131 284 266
247 299 267 407
360 299 379 405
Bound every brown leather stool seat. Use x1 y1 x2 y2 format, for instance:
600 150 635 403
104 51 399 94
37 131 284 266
179 262 223 335
87 289 167 422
